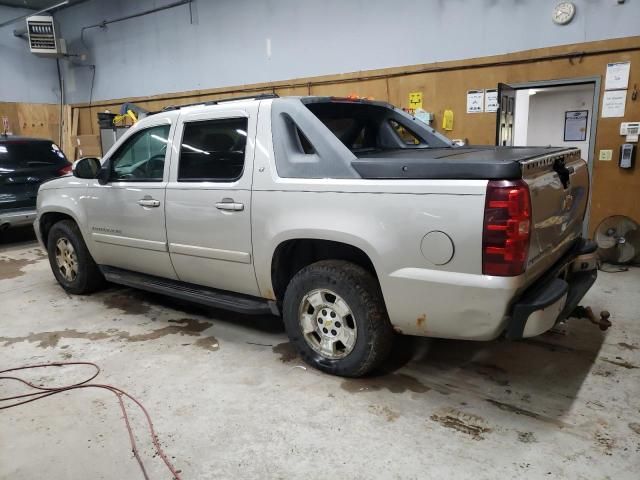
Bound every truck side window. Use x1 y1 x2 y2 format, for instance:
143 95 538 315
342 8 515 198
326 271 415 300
178 118 248 182
110 125 170 182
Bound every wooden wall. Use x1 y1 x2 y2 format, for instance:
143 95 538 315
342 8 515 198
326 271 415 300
0 102 61 144
70 36 640 234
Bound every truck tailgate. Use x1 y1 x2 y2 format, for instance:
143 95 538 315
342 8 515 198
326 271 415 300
521 148 589 282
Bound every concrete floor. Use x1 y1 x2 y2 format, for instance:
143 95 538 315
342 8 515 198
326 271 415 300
1 227 639 480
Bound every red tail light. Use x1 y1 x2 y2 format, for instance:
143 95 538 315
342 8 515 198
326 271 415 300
482 180 531 276
57 163 73 176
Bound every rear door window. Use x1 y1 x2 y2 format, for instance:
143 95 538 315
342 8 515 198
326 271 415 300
178 118 248 182
0 141 67 169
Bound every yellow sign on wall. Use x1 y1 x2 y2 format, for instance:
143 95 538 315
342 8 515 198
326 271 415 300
408 92 423 112
442 109 454 131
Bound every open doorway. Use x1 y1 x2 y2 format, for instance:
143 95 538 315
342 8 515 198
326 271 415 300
495 78 600 233
513 83 595 162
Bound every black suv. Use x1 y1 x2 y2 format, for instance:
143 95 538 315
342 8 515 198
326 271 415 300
0 136 71 231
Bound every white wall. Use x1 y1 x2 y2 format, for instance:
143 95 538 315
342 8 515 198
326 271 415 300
513 90 530 146
0 5 60 103
526 85 595 160
50 0 640 103
2 0 639 104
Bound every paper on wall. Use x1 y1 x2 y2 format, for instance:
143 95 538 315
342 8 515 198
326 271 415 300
601 90 627 118
604 61 631 91
466 90 484 113
408 92 423 112
564 110 588 141
484 89 498 112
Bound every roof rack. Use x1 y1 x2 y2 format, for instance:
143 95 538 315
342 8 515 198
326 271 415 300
161 93 279 112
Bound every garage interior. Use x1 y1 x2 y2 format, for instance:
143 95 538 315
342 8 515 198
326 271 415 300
1 1 639 479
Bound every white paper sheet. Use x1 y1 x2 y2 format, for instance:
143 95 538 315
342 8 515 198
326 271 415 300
484 89 498 112
605 61 631 91
466 90 484 113
564 110 588 141
601 90 627 118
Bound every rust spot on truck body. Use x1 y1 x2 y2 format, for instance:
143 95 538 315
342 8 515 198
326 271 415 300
416 314 426 329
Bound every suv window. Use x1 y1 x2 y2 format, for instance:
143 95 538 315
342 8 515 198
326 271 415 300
110 125 170 181
0 141 67 169
178 118 247 182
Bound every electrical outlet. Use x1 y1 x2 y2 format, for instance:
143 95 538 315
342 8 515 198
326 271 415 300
599 149 613 161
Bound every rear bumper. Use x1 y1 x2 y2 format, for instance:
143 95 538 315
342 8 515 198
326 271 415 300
505 238 598 339
0 208 37 229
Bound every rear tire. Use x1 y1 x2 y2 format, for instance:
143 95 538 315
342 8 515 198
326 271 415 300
47 220 105 294
282 260 393 377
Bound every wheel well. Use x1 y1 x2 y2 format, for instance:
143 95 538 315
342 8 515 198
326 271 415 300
40 212 75 246
271 239 377 302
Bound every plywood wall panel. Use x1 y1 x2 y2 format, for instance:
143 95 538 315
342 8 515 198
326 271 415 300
0 102 61 145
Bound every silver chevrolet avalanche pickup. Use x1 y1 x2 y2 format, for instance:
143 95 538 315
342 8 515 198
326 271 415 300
35 94 598 377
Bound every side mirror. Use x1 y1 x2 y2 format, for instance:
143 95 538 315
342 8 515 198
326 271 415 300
72 157 101 179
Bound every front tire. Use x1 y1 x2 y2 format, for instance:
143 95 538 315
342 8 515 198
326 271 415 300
282 260 393 377
47 220 105 294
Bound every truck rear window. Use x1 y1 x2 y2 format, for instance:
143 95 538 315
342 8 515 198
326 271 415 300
0 141 67 168
303 101 448 152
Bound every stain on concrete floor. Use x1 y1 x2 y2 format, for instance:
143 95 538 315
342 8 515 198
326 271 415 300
368 404 399 422
341 373 430 394
272 341 298 362
517 431 538 443
602 357 638 369
102 291 152 315
430 407 492 440
595 431 615 456
193 336 220 352
0 249 47 280
0 318 216 351
484 399 567 428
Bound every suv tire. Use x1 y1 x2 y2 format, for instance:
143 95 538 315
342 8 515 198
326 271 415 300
47 220 105 294
282 260 393 377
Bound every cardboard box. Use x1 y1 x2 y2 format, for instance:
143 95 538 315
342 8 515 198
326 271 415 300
78 146 102 158
72 135 101 159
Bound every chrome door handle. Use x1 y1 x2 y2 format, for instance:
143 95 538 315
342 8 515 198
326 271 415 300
137 198 161 208
215 198 244 211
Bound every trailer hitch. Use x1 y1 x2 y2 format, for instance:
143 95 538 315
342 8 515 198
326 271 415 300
572 306 612 331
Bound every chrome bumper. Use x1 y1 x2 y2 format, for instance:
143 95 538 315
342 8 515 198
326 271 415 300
0 209 37 229
505 239 598 339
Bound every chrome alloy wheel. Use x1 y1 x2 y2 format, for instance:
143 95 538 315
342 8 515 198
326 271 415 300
299 289 357 360
55 237 78 282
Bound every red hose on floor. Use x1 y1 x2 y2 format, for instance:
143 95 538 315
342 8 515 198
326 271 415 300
0 361 182 480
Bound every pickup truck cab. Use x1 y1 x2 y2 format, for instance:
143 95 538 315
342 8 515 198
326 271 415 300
35 94 597 377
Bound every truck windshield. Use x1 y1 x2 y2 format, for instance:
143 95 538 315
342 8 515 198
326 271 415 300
0 140 67 169
304 100 451 152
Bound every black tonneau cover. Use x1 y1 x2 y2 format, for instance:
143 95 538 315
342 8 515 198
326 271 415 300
351 146 571 180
